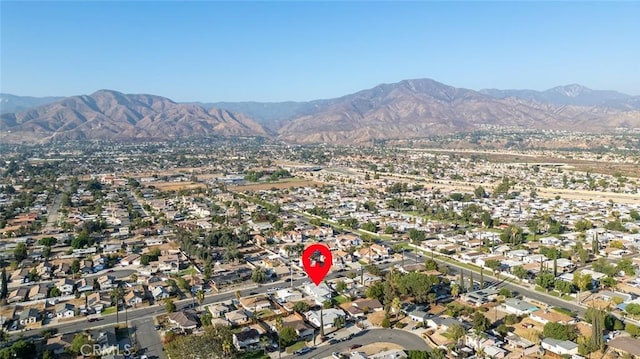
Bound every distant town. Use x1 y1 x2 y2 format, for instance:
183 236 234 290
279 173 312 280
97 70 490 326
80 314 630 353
1 133 640 359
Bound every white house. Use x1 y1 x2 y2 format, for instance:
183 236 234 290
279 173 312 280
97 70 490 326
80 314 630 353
541 338 579 355
304 308 346 329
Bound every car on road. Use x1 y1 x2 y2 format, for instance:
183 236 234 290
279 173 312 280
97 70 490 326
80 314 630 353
140 355 148 359
294 347 313 355
328 339 339 345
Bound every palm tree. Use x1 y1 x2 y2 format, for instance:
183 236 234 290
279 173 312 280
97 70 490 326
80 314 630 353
222 340 233 356
451 283 460 299
391 297 402 319
234 290 241 302
196 290 205 310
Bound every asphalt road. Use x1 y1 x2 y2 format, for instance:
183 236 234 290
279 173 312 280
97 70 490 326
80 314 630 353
295 329 431 359
402 250 587 315
132 317 165 359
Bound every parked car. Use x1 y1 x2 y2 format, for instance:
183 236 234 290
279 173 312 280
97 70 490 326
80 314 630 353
294 347 312 355
350 344 362 350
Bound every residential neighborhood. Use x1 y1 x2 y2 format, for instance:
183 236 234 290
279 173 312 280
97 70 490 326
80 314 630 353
1 138 640 359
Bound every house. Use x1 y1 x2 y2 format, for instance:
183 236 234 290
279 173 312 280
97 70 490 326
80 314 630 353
607 336 640 359
46 333 76 356
121 254 141 266
76 278 94 293
7 287 29 304
157 254 180 273
281 320 314 340
407 308 430 322
304 308 346 329
87 292 112 313
10 268 31 283
151 286 170 301
28 284 49 301
56 278 75 295
239 295 271 313
207 304 229 318
303 282 332 305
56 303 76 318
18 308 41 326
426 316 461 331
225 309 249 326
502 298 539 316
124 290 145 306
541 338 579 355
97 275 116 290
88 327 119 355
352 298 384 312
461 288 499 306
275 288 303 303
530 310 575 325
167 311 199 332
233 328 261 351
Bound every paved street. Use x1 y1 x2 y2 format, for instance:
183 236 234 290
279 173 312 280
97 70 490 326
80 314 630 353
402 250 587 315
296 329 430 359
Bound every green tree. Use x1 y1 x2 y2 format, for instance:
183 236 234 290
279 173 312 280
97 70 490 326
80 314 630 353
251 268 267 283
485 259 502 274
336 280 347 294
543 322 578 341
334 315 346 329
68 333 92 355
513 266 528 281
293 301 310 313
13 243 27 262
472 312 490 333
536 272 556 292
573 272 592 302
71 259 80 274
0 269 7 300
625 322 640 337
38 237 57 246
445 323 466 342
278 326 298 347
165 299 176 313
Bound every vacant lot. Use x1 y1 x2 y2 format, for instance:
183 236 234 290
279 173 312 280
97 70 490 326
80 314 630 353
152 181 207 192
229 179 323 192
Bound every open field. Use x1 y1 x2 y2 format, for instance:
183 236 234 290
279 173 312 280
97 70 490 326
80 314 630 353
152 181 208 192
228 179 323 192
422 149 640 178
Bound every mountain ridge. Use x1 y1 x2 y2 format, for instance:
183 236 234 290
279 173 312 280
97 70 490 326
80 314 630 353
0 90 271 143
2 79 640 144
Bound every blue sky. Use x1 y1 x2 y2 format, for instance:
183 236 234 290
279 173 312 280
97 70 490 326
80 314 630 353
1 1 639 102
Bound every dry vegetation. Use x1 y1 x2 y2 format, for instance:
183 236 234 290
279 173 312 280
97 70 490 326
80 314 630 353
153 181 208 192
228 179 323 192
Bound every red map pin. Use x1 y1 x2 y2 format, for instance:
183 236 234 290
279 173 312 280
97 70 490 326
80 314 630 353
302 243 333 286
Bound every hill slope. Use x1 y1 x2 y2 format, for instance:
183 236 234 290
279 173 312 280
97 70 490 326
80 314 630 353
0 90 271 143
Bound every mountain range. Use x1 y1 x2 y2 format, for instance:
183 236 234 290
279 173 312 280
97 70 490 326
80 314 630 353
2 79 640 144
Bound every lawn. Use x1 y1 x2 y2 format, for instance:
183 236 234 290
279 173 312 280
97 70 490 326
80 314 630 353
101 307 117 316
180 266 198 276
335 295 350 305
256 309 275 319
286 341 306 353
239 351 269 359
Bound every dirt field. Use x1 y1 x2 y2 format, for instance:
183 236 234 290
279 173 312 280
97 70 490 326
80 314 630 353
228 179 323 192
152 181 208 192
